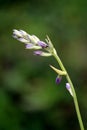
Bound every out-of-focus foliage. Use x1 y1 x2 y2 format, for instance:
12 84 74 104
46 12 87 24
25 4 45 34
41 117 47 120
0 0 87 130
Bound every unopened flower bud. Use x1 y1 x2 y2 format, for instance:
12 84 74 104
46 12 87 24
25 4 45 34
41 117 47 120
13 29 22 37
34 50 42 55
66 83 73 97
38 41 48 48
29 35 40 45
34 51 52 57
26 44 42 49
56 76 62 84
19 30 28 36
32 35 40 42
17 38 29 43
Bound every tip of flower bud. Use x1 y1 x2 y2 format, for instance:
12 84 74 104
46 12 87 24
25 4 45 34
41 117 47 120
56 76 62 84
37 41 48 48
13 29 22 37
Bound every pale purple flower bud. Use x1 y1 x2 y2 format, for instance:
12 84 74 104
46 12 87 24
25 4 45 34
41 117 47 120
25 44 42 49
66 83 73 97
66 83 70 90
25 44 34 49
32 35 40 42
19 30 27 36
34 51 52 56
17 38 29 43
19 30 31 42
38 41 48 48
56 76 62 84
34 50 42 56
13 29 22 37
13 29 31 43
25 35 39 45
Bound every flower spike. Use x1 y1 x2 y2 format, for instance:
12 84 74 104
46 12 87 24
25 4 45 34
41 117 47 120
13 29 85 130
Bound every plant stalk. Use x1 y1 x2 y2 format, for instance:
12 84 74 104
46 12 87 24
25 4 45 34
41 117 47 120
53 52 84 130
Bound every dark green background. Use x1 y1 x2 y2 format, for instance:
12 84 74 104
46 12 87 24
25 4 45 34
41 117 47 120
0 0 87 130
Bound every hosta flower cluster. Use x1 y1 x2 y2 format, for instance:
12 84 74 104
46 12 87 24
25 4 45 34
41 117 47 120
13 29 73 96
13 29 85 130
13 29 56 57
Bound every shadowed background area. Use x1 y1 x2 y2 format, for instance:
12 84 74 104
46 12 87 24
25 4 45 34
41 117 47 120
0 0 87 130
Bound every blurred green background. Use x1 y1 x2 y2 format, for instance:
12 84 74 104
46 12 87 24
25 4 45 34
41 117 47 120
0 0 87 130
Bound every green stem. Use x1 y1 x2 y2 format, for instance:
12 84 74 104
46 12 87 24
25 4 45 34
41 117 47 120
53 52 84 130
